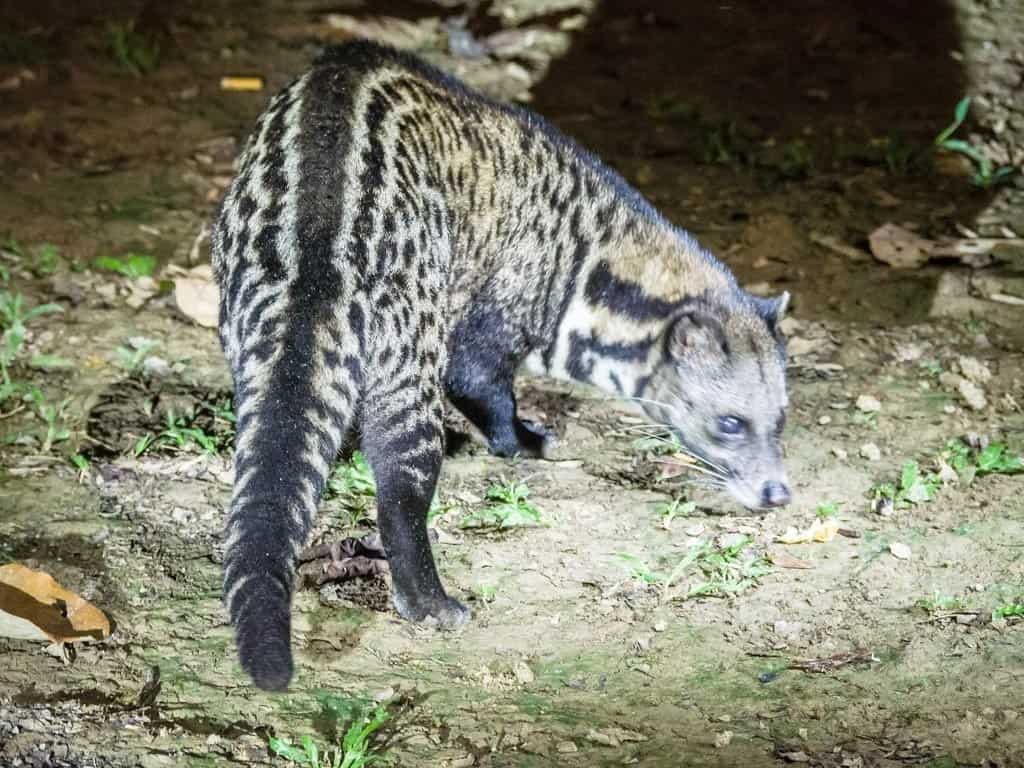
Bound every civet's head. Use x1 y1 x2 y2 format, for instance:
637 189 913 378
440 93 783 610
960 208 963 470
641 292 791 510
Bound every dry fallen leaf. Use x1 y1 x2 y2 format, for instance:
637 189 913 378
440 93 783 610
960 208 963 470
889 542 912 560
767 549 815 569
174 264 219 328
869 223 932 269
0 563 111 645
777 517 839 545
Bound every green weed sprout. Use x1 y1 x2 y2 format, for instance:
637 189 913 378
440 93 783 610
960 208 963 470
934 97 1017 188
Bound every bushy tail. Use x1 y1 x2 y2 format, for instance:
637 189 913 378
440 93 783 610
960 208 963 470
222 346 354 691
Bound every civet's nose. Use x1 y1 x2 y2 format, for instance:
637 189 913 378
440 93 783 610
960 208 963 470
761 481 791 508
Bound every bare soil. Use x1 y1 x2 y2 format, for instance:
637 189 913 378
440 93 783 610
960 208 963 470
2 1 1023 767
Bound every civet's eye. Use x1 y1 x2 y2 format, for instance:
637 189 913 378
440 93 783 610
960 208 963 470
717 415 748 437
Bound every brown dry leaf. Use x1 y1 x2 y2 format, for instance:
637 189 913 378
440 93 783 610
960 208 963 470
767 549 814 569
657 452 697 479
174 264 219 328
777 517 839 545
868 223 932 269
0 563 111 645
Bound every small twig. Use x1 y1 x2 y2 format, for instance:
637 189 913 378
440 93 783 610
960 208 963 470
0 404 25 419
789 648 879 674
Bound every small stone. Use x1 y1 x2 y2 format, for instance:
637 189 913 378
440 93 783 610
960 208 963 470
779 317 802 336
859 443 881 462
957 355 991 384
957 379 987 410
142 356 172 378
714 730 733 748
779 750 810 763
938 371 964 389
632 636 652 655
1003 710 1019 723
373 687 395 702
856 394 882 413
586 729 618 747
889 542 912 560
513 661 534 685
556 741 578 754
684 523 706 537
773 620 803 638
653 621 668 633
817 415 832 425
451 755 476 768
798 727 808 740
831 447 848 460
717 532 748 549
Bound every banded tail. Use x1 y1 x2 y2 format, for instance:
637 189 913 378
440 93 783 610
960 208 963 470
213 67 361 691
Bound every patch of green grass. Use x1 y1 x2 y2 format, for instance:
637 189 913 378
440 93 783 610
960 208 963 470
631 429 683 455
460 478 543 529
700 121 742 165
28 389 71 452
916 590 966 613
269 700 389 768
934 96 1017 188
655 498 696 530
107 21 161 77
33 243 61 277
115 339 159 372
943 439 1022 484
872 460 939 509
94 252 157 279
135 410 220 457
777 139 813 179
643 94 696 121
325 451 452 527
882 132 920 176
618 536 771 603
325 451 377 526
0 289 63 406
992 603 1024 621
814 500 841 519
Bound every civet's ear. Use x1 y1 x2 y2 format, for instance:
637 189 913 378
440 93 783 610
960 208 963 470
668 308 728 360
752 291 790 327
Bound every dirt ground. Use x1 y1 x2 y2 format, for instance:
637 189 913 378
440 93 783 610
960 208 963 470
2 1 1024 766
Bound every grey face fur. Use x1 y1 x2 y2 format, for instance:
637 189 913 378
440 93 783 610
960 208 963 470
642 294 791 510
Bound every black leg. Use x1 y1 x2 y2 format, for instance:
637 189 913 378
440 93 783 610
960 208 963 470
361 394 468 628
445 335 554 459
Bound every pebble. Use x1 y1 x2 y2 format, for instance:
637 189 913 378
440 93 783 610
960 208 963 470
859 443 881 462
957 379 987 411
831 447 848 460
856 394 882 413
714 730 733 748
889 542 912 560
653 620 668 633
957 355 991 384
514 661 535 685
817 415 832 425
556 741 578 754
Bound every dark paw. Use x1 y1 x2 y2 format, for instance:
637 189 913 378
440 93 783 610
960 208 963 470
490 419 556 459
393 592 471 630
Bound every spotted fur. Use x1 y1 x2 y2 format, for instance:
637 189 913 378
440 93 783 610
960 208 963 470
212 40 790 691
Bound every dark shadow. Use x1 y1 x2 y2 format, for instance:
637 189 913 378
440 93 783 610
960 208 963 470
533 0 985 324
